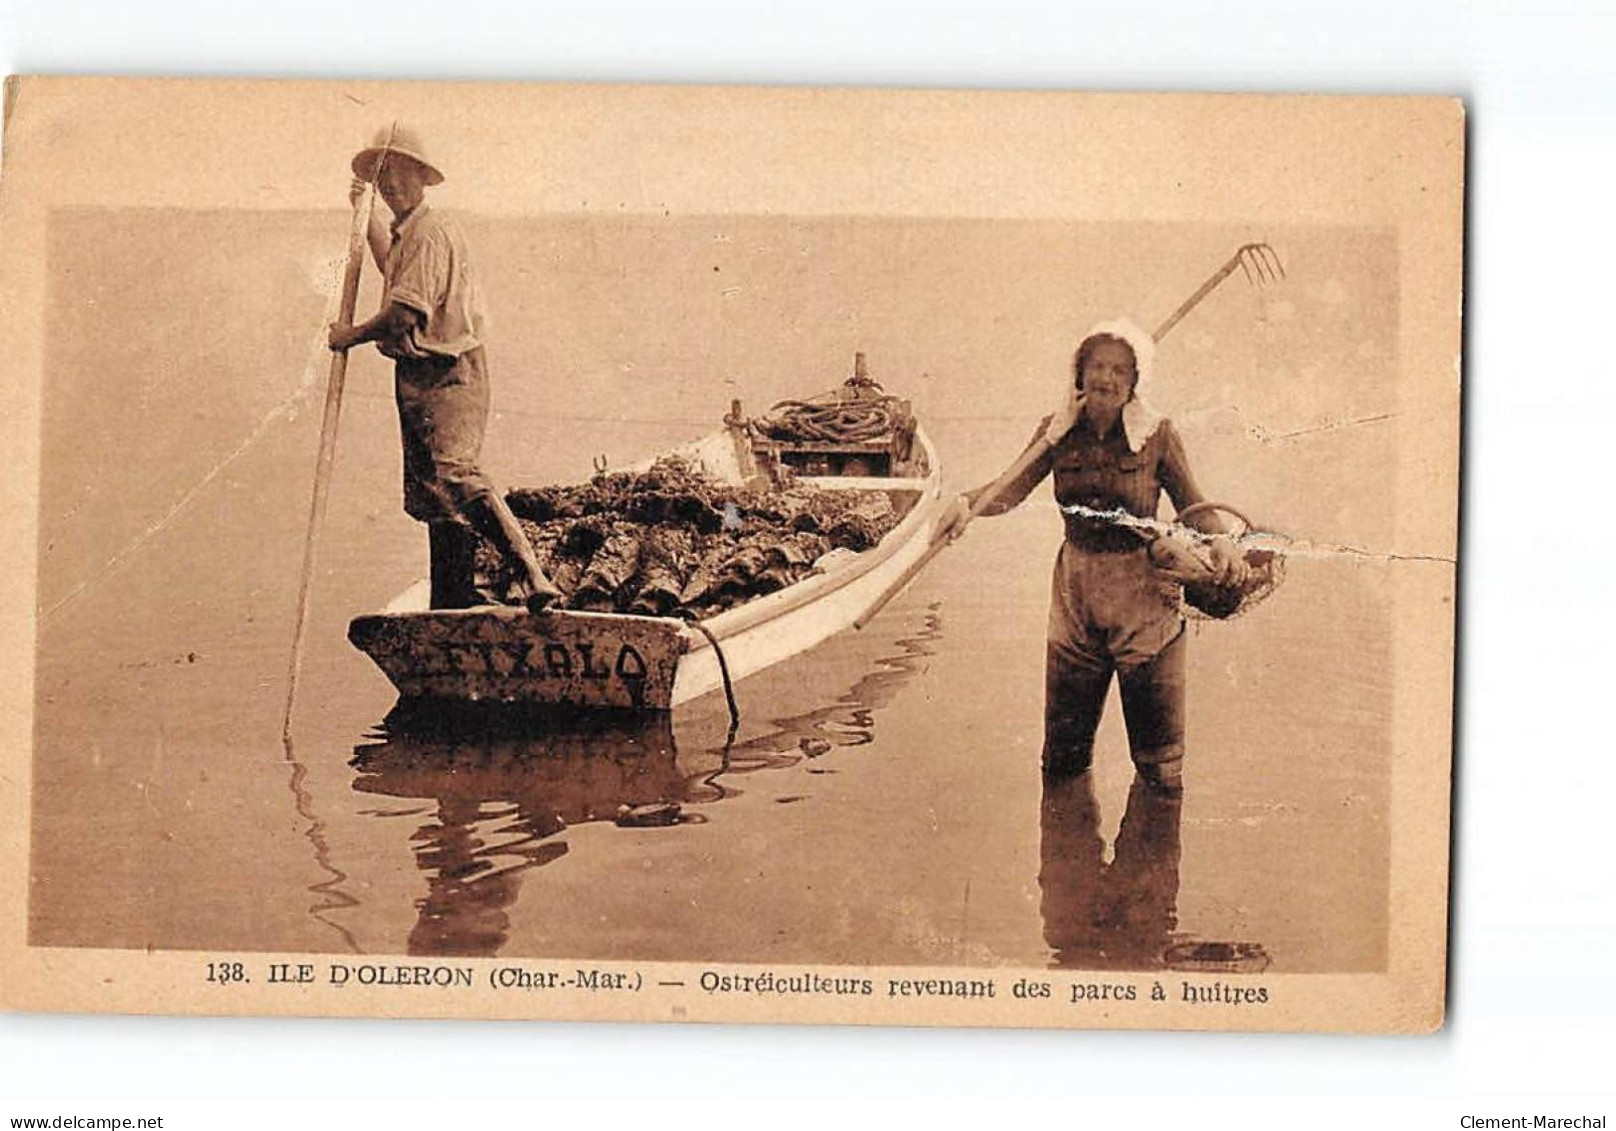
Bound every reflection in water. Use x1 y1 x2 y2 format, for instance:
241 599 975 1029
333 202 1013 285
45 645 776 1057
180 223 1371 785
1039 772 1183 970
710 603 944 796
351 711 684 956
282 736 362 953
349 602 944 957
403 797 566 956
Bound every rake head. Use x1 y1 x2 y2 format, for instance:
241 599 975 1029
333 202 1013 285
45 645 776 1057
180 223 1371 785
1151 241 1288 342
1235 242 1286 287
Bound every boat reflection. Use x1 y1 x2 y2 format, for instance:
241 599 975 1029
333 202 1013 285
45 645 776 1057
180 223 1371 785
1038 772 1183 970
705 602 943 796
351 710 688 956
350 602 942 957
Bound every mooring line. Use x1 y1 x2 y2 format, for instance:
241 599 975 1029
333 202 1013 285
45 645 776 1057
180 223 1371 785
680 614 741 744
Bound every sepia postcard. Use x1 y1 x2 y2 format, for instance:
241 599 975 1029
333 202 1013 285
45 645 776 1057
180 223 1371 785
0 77 1461 1032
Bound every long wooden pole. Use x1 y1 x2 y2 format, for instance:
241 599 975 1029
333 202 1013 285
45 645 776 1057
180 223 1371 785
853 436 1052 631
1149 249 1244 342
281 189 373 744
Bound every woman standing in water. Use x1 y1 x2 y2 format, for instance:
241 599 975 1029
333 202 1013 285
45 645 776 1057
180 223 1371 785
938 319 1246 793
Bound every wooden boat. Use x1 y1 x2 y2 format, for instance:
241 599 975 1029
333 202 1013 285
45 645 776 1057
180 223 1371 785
348 363 947 712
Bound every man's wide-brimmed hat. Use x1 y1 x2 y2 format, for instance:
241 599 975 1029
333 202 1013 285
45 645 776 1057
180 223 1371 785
351 123 444 185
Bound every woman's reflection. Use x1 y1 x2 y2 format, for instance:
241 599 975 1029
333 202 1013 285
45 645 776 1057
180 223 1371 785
1039 770 1183 969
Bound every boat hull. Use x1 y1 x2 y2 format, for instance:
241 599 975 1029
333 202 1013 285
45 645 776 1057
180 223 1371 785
348 423 944 712
347 607 693 711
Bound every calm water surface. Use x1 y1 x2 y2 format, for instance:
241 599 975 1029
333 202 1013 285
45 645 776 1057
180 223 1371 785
31 458 1392 971
30 211 1400 972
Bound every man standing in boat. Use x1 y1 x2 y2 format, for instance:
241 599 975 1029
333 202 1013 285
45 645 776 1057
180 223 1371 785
327 124 562 613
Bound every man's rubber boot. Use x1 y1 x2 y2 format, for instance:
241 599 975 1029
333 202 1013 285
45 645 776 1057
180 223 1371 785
428 522 481 610
463 494 564 613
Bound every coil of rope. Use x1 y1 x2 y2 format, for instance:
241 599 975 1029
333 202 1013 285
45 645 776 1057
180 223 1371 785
754 380 909 444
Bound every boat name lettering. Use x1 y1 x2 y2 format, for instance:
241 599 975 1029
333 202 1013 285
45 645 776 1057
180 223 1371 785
574 642 611 680
543 643 574 678
414 638 653 684
615 645 648 680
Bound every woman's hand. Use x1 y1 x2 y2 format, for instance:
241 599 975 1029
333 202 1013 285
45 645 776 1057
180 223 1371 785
1046 382 1082 442
1207 535 1251 587
932 493 973 545
349 178 370 209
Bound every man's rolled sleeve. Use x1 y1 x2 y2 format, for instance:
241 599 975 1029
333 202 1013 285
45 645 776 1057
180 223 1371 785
386 228 449 319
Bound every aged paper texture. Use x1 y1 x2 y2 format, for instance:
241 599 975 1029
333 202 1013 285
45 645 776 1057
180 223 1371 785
0 77 1461 1031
